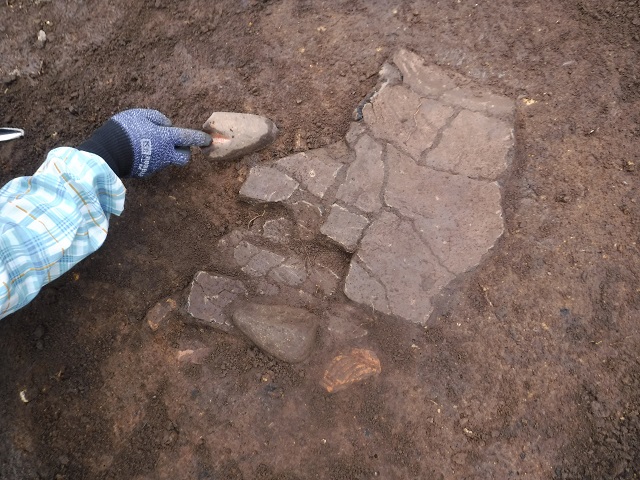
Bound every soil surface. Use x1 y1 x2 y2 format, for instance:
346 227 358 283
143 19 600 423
1 0 640 478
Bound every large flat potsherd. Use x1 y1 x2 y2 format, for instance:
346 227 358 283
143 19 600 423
232 303 319 363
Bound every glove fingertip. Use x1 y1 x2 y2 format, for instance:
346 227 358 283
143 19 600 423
173 147 191 166
174 128 213 147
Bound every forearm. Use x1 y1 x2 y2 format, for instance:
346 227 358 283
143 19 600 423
0 147 126 319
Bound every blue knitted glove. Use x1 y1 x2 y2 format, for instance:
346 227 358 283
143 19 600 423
79 109 212 178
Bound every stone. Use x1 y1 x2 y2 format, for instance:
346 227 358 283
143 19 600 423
202 112 278 161
336 134 384 213
320 348 381 393
320 203 370 253
187 272 247 332
345 122 367 148
424 110 513 180
224 49 514 327
285 200 324 240
363 85 454 158
269 256 308 286
306 263 341 296
324 140 354 164
241 249 285 277
233 241 261 266
145 297 177 331
255 278 280 296
344 259 390 315
262 217 294 244
392 49 455 98
350 212 454 324
240 166 298 203
232 303 319 363
440 87 515 118
385 145 504 274
276 150 343 199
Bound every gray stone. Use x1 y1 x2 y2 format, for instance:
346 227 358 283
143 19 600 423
187 272 247 332
351 212 454 324
344 259 390 315
336 134 384 213
363 85 453 159
255 278 280 296
269 256 308 286
239 166 298 203
262 217 294 244
232 303 319 363
324 140 354 164
233 241 261 266
276 151 343 199
345 122 367 148
306 263 341 296
441 88 515 118
385 145 504 274
392 49 456 98
202 112 279 161
217 229 245 250
320 204 370 253
241 249 285 277
286 200 324 240
424 110 513 180
225 49 514 327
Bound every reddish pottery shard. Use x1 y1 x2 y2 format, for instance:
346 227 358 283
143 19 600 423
320 348 382 393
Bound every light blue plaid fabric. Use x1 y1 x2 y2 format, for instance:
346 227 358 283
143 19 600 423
0 147 126 319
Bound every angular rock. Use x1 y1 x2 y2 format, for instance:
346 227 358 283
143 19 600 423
336 134 384 213
345 122 367 148
344 259 390 315
285 200 324 240
269 256 308 286
320 204 370 253
324 139 354 164
363 85 453 159
441 87 515 118
306 263 341 296
262 217 294 244
351 212 453 324
240 166 298 203
202 112 278 161
385 145 504 274
392 49 456 98
233 241 261 266
241 249 285 277
255 278 280 296
146 298 177 331
232 303 319 363
276 150 343 199
187 272 247 332
424 110 513 180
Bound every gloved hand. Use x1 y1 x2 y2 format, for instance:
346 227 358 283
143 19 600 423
79 109 212 178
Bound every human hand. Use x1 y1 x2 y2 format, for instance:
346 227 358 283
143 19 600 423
79 108 212 178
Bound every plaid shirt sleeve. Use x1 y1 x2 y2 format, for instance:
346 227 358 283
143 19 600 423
0 147 126 319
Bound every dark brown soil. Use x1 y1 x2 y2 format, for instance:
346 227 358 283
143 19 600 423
1 0 640 478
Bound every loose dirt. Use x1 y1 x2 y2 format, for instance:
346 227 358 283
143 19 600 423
1 0 639 478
